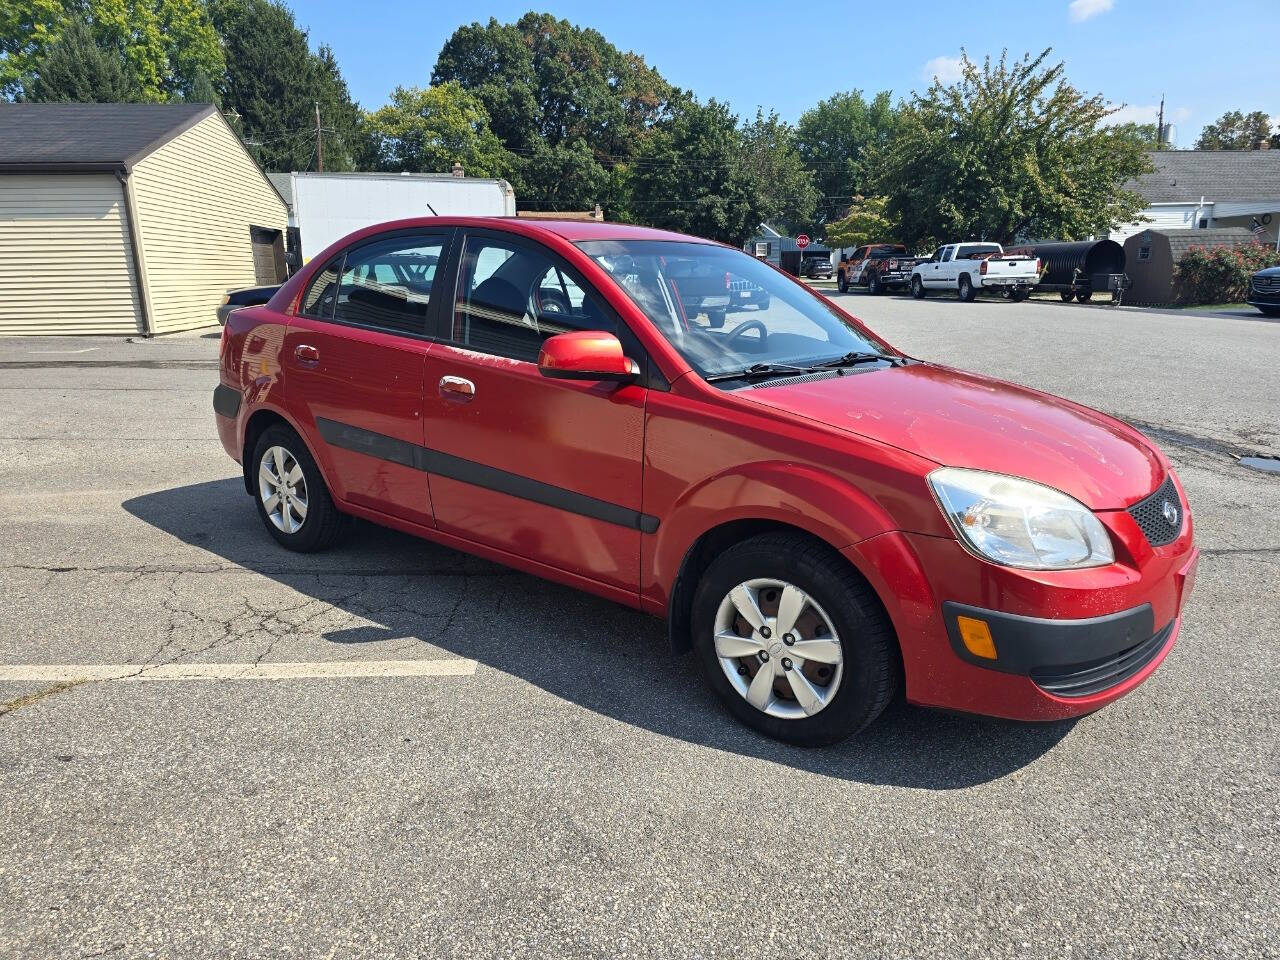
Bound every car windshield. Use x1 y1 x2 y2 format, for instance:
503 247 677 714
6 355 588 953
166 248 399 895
578 240 894 380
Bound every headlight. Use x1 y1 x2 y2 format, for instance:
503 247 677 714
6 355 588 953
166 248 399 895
928 467 1114 570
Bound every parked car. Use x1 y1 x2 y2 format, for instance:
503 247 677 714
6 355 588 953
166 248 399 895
800 255 833 279
836 244 904 292
910 243 1040 301
863 253 927 295
215 217 1197 745
1247 265 1280 316
217 284 279 325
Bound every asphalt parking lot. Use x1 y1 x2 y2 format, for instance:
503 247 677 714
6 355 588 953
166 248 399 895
2 295 1277 959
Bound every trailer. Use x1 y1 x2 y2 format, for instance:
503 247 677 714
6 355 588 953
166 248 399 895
287 172 517 263
1004 239 1129 303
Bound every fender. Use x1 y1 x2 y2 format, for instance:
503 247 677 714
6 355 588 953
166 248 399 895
643 460 901 614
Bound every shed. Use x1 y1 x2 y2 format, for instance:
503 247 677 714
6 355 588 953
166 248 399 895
0 103 288 336
1120 227 1255 305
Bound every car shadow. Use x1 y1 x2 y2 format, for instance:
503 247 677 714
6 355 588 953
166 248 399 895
122 478 1076 789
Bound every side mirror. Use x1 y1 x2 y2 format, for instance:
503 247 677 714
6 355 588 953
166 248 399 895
537 331 638 383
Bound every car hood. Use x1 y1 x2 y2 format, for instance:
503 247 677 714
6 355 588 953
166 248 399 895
740 363 1165 509
1256 266 1280 278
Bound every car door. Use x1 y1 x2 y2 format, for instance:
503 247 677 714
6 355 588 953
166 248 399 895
929 246 955 287
420 230 648 591
282 228 451 529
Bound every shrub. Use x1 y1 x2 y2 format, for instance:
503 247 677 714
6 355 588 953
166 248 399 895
1175 240 1280 305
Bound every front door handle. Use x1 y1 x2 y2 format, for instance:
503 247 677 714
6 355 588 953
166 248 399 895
439 375 475 399
294 343 319 363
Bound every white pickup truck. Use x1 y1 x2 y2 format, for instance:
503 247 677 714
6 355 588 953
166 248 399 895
910 242 1040 302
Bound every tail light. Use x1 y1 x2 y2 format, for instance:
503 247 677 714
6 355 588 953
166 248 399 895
725 271 732 290
1035 258 1041 273
888 259 898 269
980 259 989 275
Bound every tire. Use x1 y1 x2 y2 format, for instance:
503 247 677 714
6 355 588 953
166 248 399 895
1259 305 1280 317
707 308 726 329
251 424 347 552
958 275 976 302
868 274 882 296
1059 290 1075 302
837 272 848 293
691 533 899 746
910 275 926 299
1077 290 1093 303
1010 288 1030 302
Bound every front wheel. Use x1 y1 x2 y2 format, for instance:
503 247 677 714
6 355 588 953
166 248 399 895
1077 290 1093 303
691 533 899 746
910 276 926 299
958 275 976 302
252 424 348 552
1059 290 1075 302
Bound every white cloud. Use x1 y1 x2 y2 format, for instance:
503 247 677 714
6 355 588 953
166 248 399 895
1069 0 1115 22
921 56 964 85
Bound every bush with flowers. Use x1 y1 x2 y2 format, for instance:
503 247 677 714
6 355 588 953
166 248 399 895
1174 240 1280 305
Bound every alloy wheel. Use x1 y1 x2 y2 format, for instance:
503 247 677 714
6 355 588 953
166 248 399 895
713 578 844 719
258 444 308 534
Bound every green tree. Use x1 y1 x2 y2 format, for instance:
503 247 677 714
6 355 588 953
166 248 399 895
25 18 135 102
1109 121 1164 150
210 0 365 171
431 13 674 210
3 0 223 102
795 90 898 222
738 109 819 233
877 49 1152 248
628 97 763 245
1195 110 1276 150
365 83 511 176
821 196 896 249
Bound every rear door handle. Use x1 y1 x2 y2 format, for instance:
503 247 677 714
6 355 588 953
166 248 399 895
439 375 475 399
294 343 319 363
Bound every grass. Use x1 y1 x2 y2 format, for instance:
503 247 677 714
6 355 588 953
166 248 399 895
1171 302 1251 312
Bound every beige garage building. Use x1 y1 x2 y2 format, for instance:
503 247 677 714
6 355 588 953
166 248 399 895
0 103 288 336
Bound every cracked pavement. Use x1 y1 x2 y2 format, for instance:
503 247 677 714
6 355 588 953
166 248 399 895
1 300 1278 959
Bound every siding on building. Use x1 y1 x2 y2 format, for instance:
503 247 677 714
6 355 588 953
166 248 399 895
0 174 142 336
130 112 287 333
1108 203 1203 243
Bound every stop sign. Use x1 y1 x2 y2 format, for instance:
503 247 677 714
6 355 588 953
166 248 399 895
796 234 810 249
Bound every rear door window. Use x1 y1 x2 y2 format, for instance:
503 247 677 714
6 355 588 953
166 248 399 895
332 234 445 336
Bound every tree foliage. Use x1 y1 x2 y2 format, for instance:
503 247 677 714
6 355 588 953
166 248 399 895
876 49 1153 248
209 0 363 171
1195 110 1276 150
821 196 896 249
364 83 510 177
795 90 898 223
25 17 134 102
431 13 674 210
628 97 765 245
3 0 222 102
738 109 819 233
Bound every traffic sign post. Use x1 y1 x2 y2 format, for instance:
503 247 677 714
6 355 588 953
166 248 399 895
795 234 810 276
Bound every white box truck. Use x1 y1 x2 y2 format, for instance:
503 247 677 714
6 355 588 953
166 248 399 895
289 172 517 263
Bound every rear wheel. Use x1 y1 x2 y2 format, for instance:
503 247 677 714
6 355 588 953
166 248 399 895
1059 290 1075 302
958 275 976 302
1077 290 1093 303
868 274 882 296
1010 288 1031 302
707 308 726 329
837 272 849 293
252 424 347 552
691 533 899 746
911 275 926 299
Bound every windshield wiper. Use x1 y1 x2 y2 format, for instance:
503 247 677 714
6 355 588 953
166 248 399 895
813 350 905 369
704 362 816 383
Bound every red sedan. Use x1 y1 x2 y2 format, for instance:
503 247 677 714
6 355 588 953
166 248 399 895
214 218 1198 745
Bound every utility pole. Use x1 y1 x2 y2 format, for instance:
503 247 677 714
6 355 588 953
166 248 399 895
314 101 324 172
1156 94 1165 149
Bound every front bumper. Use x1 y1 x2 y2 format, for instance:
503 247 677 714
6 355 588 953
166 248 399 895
842 486 1197 721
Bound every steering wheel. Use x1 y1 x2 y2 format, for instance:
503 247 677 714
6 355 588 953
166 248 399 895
724 318 767 347
535 287 571 316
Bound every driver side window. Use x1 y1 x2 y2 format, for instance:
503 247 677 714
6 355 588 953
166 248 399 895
452 236 615 363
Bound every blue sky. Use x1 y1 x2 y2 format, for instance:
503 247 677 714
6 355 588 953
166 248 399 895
292 0 1277 147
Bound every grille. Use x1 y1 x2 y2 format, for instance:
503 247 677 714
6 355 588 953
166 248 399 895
1251 275 1280 296
1127 475 1183 547
1032 621 1174 697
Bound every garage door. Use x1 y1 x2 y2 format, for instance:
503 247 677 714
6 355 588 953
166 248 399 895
0 174 142 335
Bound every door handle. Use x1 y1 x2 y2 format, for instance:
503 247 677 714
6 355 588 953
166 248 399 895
439 375 475 399
294 343 319 363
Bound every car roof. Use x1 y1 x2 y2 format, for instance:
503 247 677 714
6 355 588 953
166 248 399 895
344 216 719 246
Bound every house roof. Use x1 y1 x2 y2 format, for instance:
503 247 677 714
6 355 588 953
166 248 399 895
1135 227 1257 261
1128 150 1280 204
0 102 216 172
267 172 294 209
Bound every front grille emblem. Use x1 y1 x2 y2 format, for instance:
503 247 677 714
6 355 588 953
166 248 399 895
1162 500 1179 527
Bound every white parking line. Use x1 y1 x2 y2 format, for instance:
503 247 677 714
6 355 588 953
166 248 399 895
0 659 477 682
